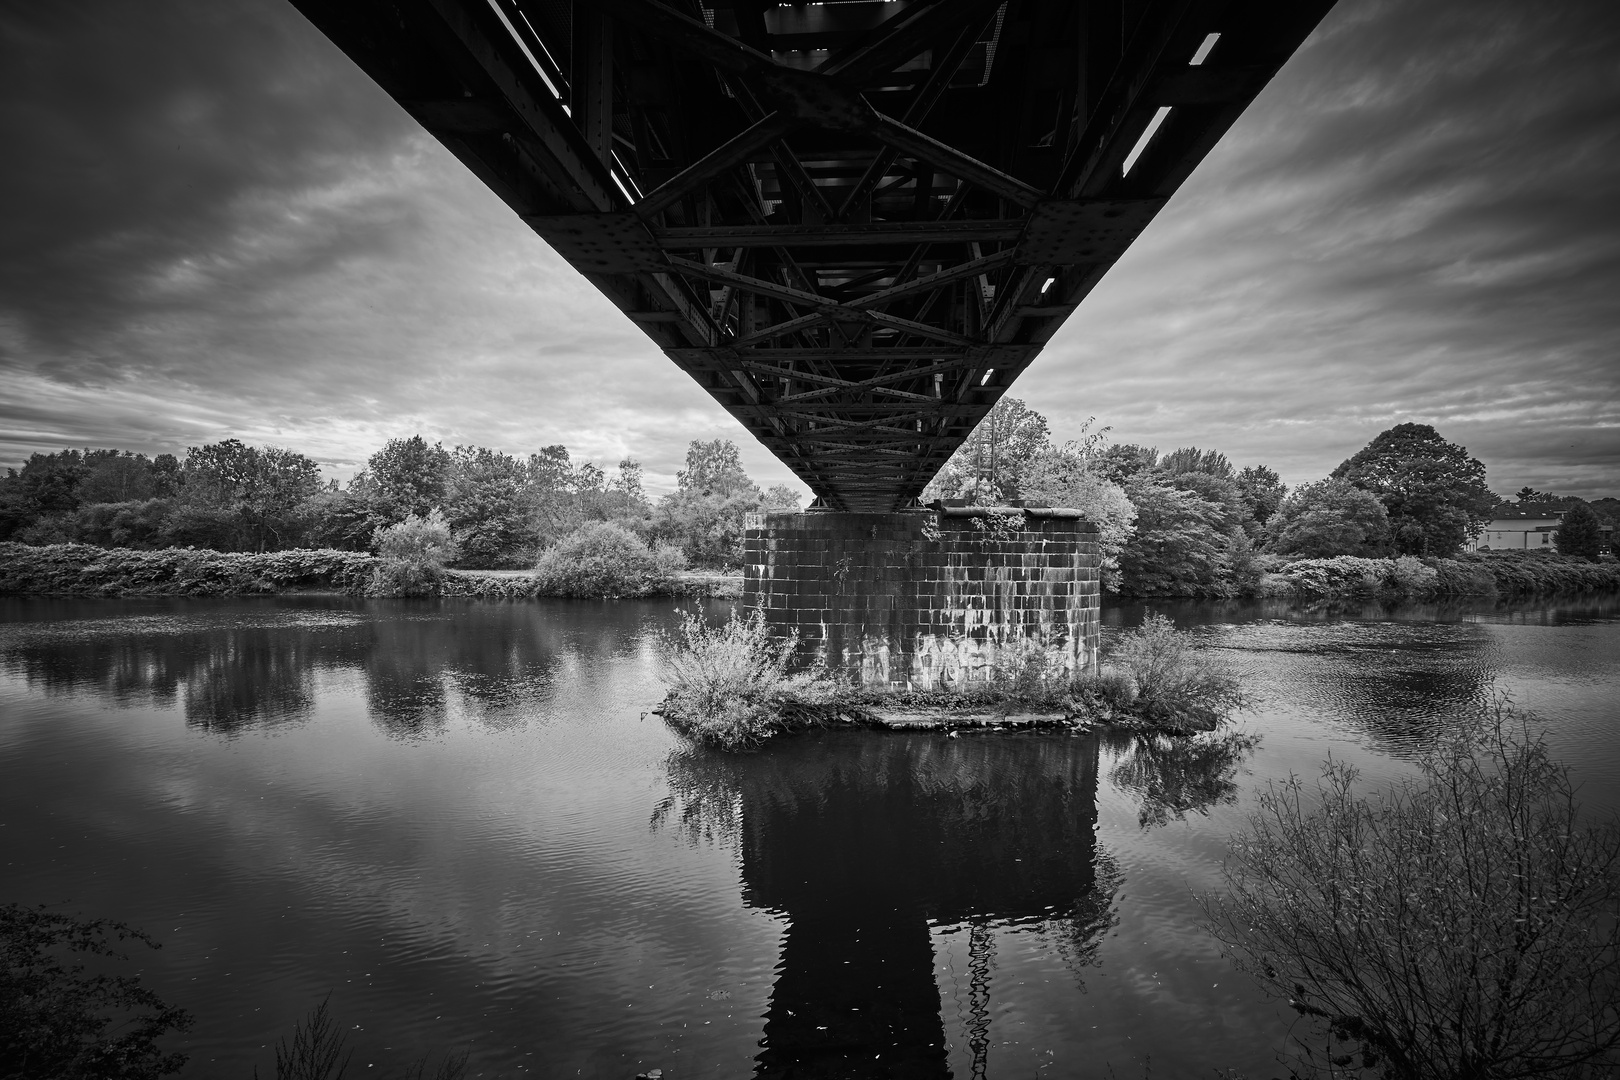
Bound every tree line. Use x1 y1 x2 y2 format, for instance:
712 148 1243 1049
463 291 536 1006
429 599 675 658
0 436 799 570
3 411 1611 591
923 400 1616 595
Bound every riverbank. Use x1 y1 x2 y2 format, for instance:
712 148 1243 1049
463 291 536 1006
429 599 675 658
6 542 1613 606
0 542 743 599
1254 551 1620 602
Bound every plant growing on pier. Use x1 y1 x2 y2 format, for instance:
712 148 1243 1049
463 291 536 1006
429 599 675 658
1202 701 1620 1079
967 509 1027 542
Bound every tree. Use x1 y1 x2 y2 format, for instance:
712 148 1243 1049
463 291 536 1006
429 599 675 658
366 435 452 523
1115 480 1233 597
923 397 1050 504
181 440 323 550
1202 703 1620 1079
1161 446 1234 480
1165 469 1245 528
1588 497 1620 524
1021 443 1137 590
530 444 575 492
611 457 646 504
763 484 802 510
444 445 532 567
1265 478 1391 558
1091 443 1160 486
1555 501 1605 559
1332 424 1495 557
150 454 182 498
8 450 91 520
297 488 375 551
77 451 157 504
1 903 192 1080
653 440 766 568
677 439 756 497
1235 465 1287 527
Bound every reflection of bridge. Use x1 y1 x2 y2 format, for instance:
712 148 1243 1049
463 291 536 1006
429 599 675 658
660 732 1108 1076
292 0 1333 513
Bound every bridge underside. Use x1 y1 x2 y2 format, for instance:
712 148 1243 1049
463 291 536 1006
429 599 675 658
294 0 1332 511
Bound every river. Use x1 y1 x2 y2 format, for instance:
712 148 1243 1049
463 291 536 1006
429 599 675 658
1 594 1616 1078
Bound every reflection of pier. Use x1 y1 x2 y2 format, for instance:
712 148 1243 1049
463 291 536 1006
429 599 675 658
661 733 1106 1076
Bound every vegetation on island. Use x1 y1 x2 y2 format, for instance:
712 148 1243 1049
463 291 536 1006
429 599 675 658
1203 700 1620 1079
657 609 1248 750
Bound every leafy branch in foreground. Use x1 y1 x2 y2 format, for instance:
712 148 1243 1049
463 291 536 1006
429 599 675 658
1 903 192 1080
1201 700 1620 1079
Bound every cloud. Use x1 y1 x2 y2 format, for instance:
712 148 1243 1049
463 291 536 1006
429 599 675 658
1022 0 1620 498
0 0 785 493
2 0 1616 499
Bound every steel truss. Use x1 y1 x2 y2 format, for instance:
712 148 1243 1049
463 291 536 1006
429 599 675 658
292 0 1334 510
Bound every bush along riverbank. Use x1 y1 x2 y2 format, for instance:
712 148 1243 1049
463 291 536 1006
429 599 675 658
655 610 1249 750
0 542 374 597
0 541 741 599
1255 550 1620 603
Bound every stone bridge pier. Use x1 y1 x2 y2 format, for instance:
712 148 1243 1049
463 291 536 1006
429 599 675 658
743 508 1100 690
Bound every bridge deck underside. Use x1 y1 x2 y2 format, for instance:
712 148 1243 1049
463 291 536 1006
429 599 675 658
293 0 1332 511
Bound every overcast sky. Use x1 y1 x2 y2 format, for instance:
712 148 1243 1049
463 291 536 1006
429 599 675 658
2 0 1616 498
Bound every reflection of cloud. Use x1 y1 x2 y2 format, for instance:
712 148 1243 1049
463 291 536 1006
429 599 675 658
0 599 770 1075
3 0 1617 499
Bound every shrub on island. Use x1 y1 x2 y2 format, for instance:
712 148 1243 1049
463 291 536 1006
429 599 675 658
1103 613 1249 735
656 608 1250 749
657 607 840 749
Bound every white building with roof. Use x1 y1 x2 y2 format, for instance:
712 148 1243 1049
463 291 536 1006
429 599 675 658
1473 503 1613 552
1475 504 1567 551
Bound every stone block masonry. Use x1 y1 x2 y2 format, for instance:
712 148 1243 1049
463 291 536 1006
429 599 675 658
743 509 1101 690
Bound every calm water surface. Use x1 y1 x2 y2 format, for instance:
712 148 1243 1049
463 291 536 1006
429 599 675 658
1 594 1616 1078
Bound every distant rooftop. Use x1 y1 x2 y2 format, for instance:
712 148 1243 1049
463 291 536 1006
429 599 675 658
1490 504 1569 521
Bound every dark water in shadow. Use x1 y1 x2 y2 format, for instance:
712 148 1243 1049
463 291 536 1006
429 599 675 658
1 593 1615 1078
